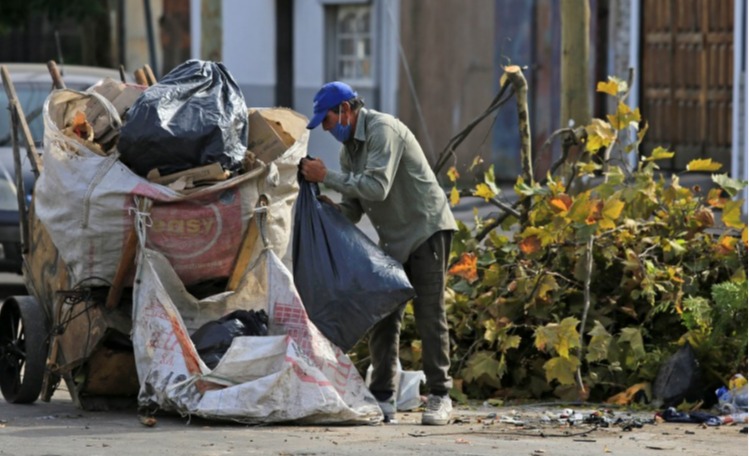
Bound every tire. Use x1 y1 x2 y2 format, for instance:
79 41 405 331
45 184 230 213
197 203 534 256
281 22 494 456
0 296 49 404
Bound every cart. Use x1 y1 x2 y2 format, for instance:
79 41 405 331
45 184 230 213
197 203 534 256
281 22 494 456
0 62 304 410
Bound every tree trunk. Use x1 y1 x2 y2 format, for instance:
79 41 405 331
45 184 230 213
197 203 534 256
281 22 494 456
201 0 222 61
560 0 591 129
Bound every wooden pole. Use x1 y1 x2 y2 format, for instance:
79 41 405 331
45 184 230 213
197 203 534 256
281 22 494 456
46 60 66 90
9 105 28 250
0 65 44 176
133 68 148 86
143 64 157 86
503 66 532 184
503 65 532 226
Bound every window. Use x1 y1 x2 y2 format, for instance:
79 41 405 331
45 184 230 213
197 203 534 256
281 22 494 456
331 4 374 84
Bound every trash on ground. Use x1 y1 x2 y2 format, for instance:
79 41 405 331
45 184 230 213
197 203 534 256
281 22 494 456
716 377 748 415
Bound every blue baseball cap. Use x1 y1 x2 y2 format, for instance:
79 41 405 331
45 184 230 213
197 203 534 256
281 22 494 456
307 81 358 129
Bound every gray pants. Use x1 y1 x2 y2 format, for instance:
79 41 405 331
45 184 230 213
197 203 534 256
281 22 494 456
368 230 453 400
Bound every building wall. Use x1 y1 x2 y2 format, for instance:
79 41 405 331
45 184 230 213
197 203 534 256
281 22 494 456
161 0 192 75
397 0 496 181
492 0 535 180
293 0 337 167
205 0 400 171
187 0 497 177
124 0 164 74
219 0 276 107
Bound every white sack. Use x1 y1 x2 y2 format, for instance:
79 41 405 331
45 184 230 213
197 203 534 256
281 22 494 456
36 89 304 287
132 246 382 424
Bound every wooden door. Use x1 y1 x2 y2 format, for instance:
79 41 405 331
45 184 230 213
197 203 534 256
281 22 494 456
640 0 734 170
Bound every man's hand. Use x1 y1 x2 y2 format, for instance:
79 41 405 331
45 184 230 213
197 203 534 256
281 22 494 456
300 157 327 183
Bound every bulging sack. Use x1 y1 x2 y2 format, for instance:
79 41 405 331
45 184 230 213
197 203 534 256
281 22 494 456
292 175 415 352
119 59 248 176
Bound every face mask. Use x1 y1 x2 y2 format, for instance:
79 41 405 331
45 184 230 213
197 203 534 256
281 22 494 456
330 106 352 143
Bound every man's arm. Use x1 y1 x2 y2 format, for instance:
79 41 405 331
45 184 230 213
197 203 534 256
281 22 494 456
336 152 364 222
300 156 364 223
323 123 404 202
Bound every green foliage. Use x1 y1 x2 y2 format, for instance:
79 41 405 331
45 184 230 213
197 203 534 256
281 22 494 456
396 76 748 402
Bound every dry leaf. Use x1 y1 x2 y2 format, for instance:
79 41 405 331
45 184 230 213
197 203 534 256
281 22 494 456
550 194 573 213
138 415 157 427
448 252 478 282
519 235 541 255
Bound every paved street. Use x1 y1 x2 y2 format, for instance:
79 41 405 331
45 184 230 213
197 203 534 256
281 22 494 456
1 385 747 456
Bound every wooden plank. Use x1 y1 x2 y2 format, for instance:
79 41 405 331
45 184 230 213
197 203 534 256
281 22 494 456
105 226 138 309
226 217 260 291
146 162 227 186
644 87 733 102
226 197 269 291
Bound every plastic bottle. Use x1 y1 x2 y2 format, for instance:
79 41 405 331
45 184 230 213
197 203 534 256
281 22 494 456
717 384 748 414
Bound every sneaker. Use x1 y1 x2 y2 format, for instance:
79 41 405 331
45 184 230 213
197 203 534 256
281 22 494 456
421 394 452 425
377 398 397 424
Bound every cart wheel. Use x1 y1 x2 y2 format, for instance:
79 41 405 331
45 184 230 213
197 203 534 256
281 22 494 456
0 296 49 404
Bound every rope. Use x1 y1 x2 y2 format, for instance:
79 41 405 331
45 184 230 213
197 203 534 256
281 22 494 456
130 197 153 251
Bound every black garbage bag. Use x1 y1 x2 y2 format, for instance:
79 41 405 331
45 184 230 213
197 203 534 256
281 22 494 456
652 343 703 407
292 174 416 352
119 59 248 176
190 309 269 369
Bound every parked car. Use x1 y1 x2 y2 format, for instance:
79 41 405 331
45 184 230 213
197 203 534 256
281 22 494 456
0 63 121 273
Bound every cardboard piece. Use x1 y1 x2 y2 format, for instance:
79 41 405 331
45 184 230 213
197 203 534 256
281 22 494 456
146 162 228 186
247 108 308 164
89 78 144 117
83 78 144 151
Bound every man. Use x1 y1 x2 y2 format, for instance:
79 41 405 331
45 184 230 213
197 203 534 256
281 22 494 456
300 81 457 425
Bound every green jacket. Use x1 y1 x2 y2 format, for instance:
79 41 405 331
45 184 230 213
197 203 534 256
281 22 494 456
323 108 457 263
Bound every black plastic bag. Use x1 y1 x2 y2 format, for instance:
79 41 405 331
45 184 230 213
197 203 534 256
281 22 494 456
652 343 703 407
190 309 268 369
292 174 416 352
119 59 248 176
